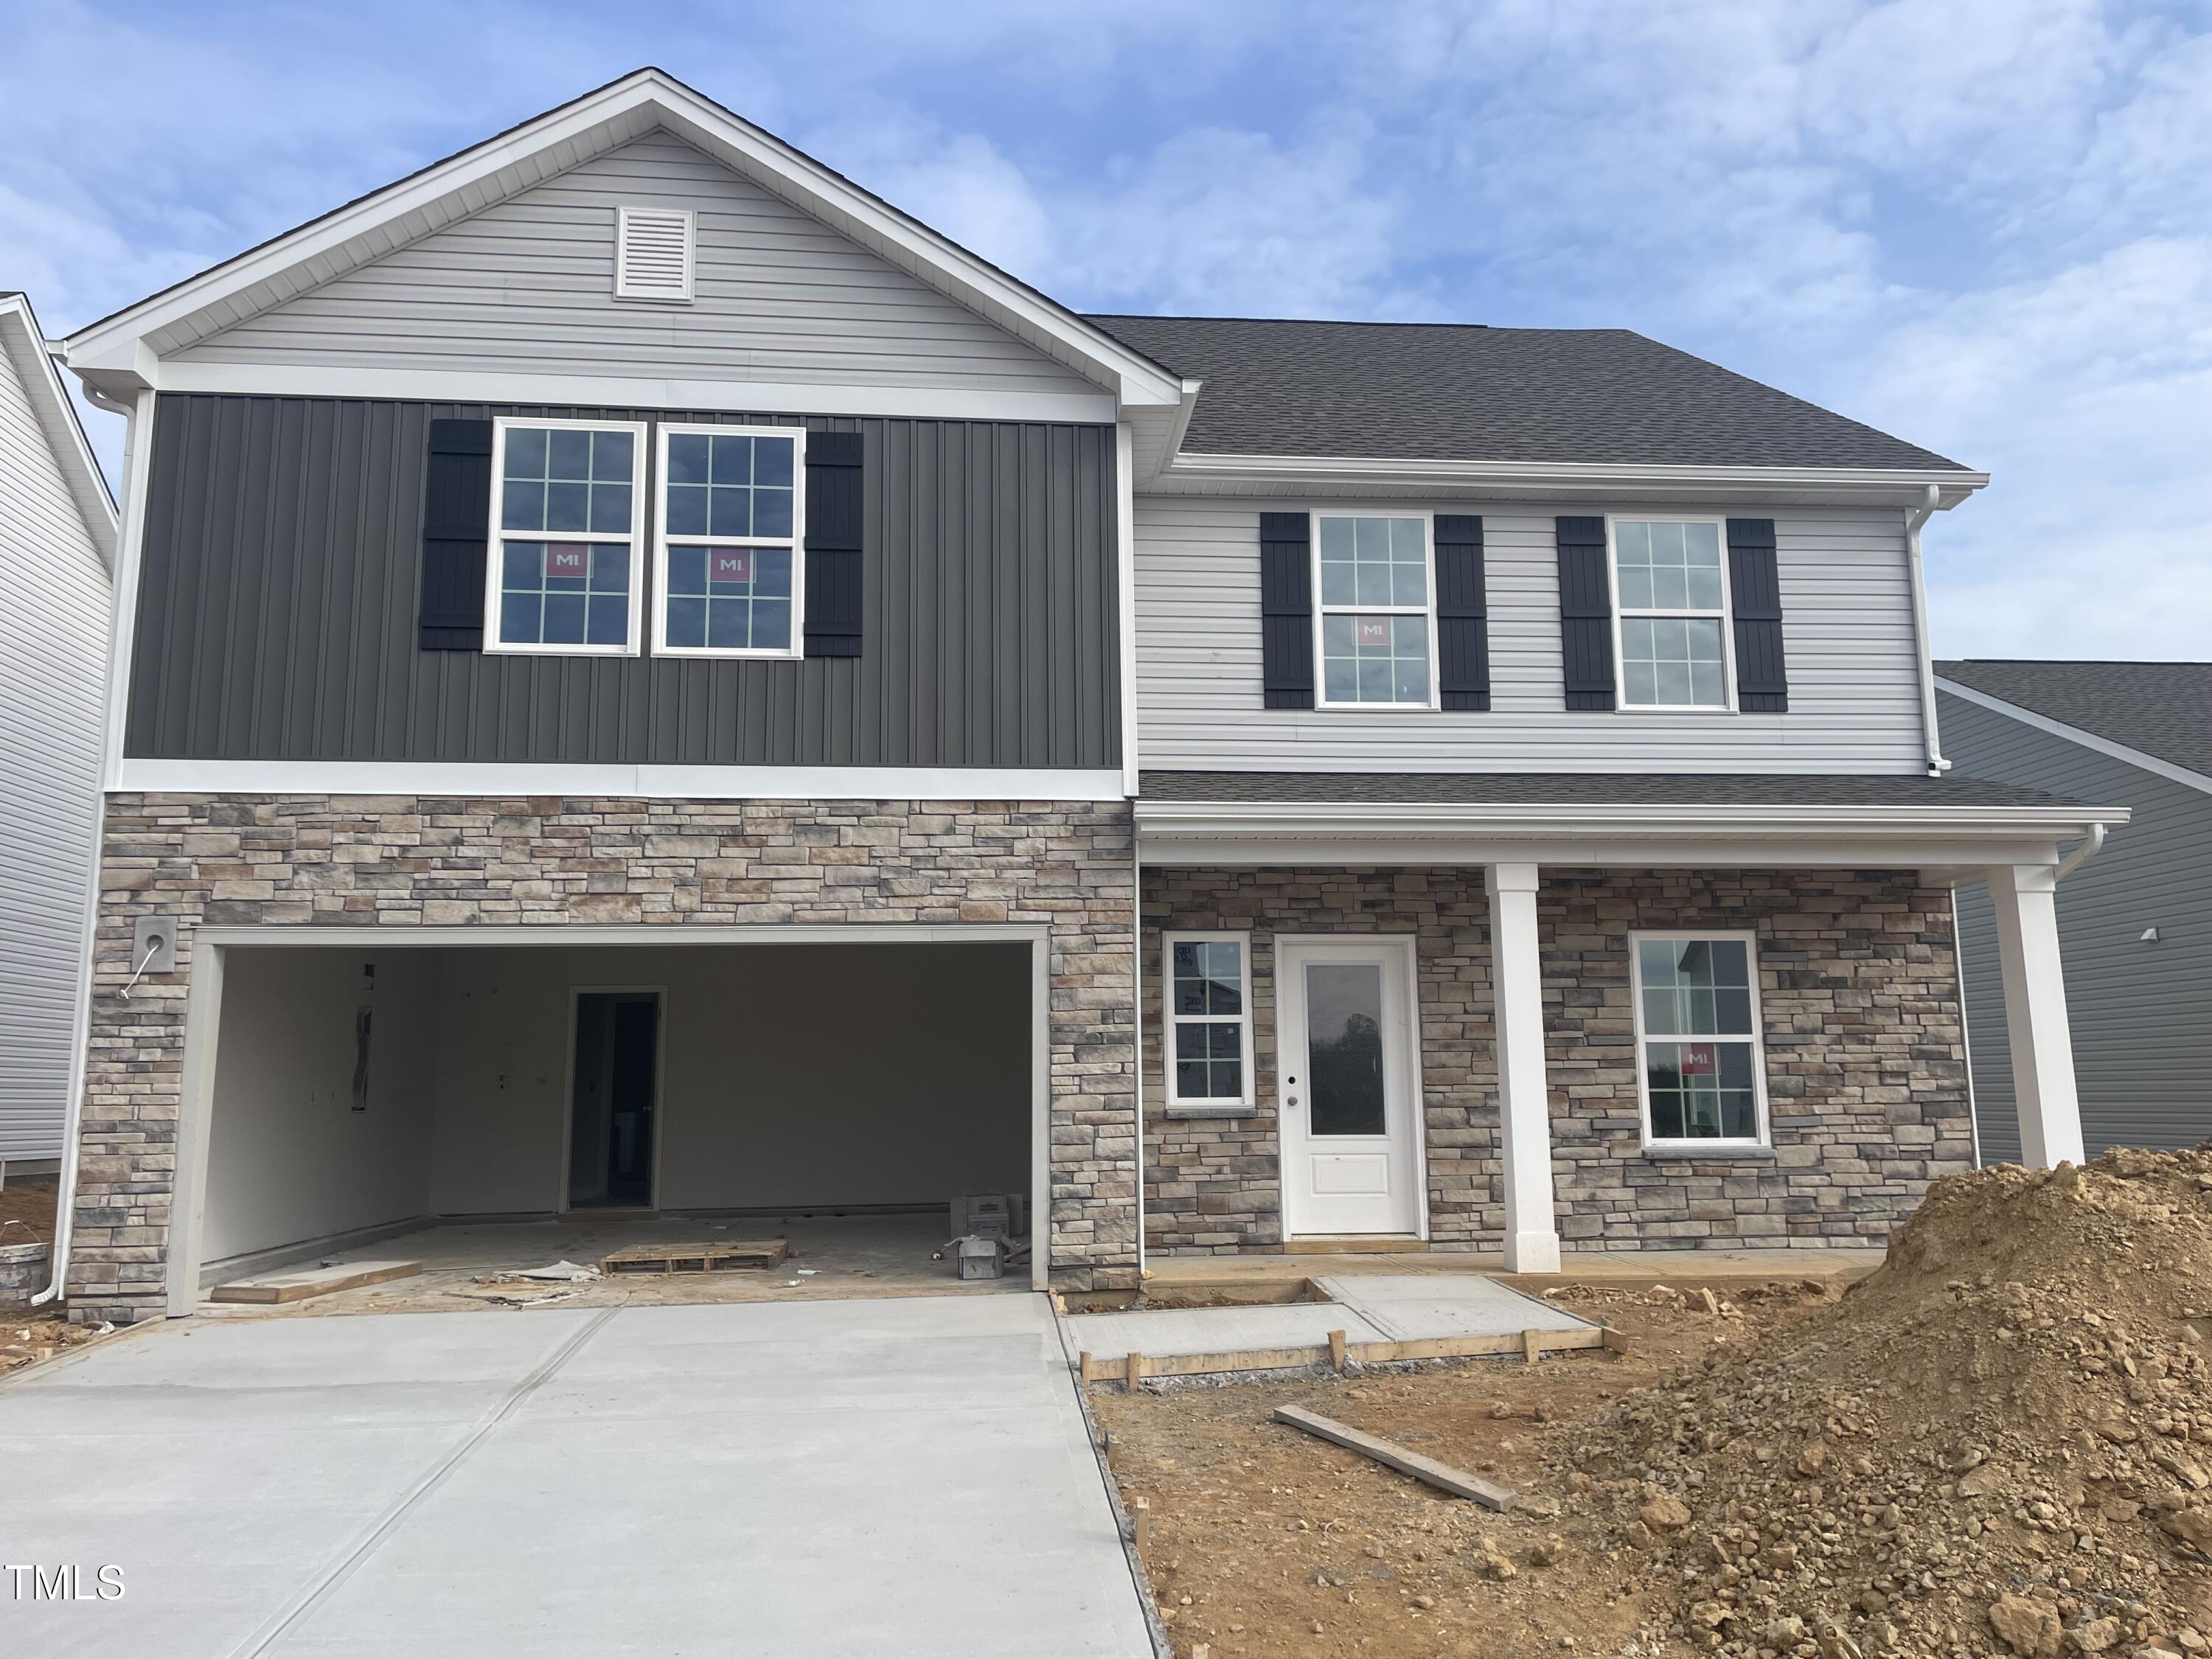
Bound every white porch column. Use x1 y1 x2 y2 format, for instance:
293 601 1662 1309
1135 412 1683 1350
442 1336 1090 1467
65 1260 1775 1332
1986 863 2087 1168
1486 863 1561 1272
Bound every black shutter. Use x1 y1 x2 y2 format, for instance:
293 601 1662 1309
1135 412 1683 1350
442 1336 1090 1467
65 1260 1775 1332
1260 512 1313 709
419 418 492 650
1434 514 1489 712
1555 515 1615 710
803 430 863 658
1727 518 1788 712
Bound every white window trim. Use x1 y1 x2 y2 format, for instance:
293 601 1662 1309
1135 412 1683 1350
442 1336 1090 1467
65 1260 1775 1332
614 206 695 302
650 423 807 661
1630 928 1771 1152
1163 929 1256 1107
483 417 649 658
1606 514 1737 713
1310 508 1441 712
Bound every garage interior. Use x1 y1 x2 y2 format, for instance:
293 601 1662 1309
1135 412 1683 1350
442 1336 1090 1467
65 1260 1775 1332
186 939 1035 1309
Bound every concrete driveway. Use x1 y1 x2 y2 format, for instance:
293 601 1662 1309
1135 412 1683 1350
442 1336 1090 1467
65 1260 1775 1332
0 1295 1155 1658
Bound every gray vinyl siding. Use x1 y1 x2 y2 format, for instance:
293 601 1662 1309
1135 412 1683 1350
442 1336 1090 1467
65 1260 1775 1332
125 394 1121 769
173 132 1104 402
1941 690 2212 1162
0 329 110 1161
1133 496 1927 771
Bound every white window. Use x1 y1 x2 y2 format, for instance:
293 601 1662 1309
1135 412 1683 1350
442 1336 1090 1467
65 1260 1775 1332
1610 518 1733 709
653 425 805 658
485 418 647 655
1631 932 1768 1148
1165 931 1254 1107
1314 513 1436 709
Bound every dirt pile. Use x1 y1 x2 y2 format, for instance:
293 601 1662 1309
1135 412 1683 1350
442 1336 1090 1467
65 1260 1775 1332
1556 1147 2212 1659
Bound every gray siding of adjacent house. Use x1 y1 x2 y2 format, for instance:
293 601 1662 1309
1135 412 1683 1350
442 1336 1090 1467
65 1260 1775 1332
1133 496 1929 771
125 394 1121 769
1941 690 2212 1162
0 321 111 1161
173 131 1105 404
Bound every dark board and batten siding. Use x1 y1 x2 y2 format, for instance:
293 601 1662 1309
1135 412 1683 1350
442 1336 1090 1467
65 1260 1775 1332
127 394 1121 769
1940 690 2212 1164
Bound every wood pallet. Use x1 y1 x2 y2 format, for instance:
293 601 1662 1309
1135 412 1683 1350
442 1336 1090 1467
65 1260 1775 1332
600 1239 788 1275
1077 1323 1624 1386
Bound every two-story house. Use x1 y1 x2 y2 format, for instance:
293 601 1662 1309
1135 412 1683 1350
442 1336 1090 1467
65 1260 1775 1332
48 69 2123 1324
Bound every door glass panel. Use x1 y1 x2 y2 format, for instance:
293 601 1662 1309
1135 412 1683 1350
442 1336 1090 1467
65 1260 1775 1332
1305 962 1386 1137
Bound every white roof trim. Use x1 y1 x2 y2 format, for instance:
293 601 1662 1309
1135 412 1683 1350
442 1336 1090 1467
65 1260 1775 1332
1154 451 1987 507
0 293 116 567
1135 796 2128 872
63 69 1183 411
1135 798 2127 837
1935 676 2212 797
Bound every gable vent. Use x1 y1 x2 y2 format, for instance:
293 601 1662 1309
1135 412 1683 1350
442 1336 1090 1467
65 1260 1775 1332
615 206 695 302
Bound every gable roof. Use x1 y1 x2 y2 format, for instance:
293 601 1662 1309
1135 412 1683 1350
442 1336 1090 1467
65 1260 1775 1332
1089 315 1966 472
63 68 1182 412
1935 660 2212 780
0 292 116 567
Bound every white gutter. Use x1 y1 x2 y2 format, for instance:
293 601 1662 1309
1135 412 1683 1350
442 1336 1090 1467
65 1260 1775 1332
1161 451 1988 505
1134 798 2129 838
1904 483 1952 776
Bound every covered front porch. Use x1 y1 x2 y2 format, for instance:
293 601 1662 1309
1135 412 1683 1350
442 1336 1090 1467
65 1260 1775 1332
1133 771 2126 1273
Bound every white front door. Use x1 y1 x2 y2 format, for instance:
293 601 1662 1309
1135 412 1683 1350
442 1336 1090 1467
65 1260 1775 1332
1276 936 1424 1239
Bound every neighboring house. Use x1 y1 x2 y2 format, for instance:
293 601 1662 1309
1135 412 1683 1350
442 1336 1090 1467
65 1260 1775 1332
0 291 114 1176
49 69 2124 1324
1938 661 2212 1163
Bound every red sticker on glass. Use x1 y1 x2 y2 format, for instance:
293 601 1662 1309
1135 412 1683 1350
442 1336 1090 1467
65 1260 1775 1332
712 549 754 584
544 544 588 578
1679 1043 1718 1076
1357 618 1390 647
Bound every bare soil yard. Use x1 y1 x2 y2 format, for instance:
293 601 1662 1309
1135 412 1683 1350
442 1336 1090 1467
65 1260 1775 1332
1096 1279 1832 1658
1096 1147 2212 1659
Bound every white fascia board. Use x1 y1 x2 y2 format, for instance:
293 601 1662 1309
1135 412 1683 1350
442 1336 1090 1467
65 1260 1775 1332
1136 832 2077 869
1155 451 1989 508
63 71 1182 410
1135 797 2129 847
1934 677 2212 798
142 360 1116 424
116 758 1130 802
0 296 117 565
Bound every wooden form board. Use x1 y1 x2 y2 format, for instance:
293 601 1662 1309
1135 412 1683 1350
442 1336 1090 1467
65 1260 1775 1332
600 1239 787 1274
1273 1404 1517 1511
1077 1323 1618 1385
210 1260 422 1304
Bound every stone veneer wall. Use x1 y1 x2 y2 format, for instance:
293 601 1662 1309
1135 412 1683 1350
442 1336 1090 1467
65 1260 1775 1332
1141 867 1972 1256
73 793 1137 1322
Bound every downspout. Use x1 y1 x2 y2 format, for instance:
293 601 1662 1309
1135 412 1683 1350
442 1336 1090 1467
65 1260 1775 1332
2053 821 2107 882
1132 825 1147 1282
35 384 145 1309
1904 483 1952 776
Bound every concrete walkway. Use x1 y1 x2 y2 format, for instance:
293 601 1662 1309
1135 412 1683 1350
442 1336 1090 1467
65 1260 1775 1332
0 1295 1153 1658
1062 1274 1595 1362
1143 1244 1885 1292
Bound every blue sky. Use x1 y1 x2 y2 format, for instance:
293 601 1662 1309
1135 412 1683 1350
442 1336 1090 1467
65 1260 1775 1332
5 0 2208 658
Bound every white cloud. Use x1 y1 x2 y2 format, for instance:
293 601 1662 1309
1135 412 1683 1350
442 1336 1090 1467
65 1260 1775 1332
3 0 2206 656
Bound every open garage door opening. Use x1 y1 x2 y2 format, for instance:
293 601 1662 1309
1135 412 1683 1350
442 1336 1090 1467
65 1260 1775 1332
175 936 1041 1314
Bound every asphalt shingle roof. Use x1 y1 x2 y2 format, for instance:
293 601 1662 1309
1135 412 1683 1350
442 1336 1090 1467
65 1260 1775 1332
1936 661 2212 778
1087 315 1967 472
1138 771 2078 809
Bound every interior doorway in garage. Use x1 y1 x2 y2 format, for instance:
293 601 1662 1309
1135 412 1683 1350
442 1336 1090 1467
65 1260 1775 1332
568 991 661 1211
168 930 1046 1315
